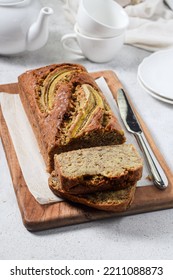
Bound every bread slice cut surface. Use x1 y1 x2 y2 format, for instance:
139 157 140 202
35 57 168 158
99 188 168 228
54 144 143 194
49 171 137 212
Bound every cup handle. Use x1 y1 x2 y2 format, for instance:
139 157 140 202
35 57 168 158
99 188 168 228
61 34 84 56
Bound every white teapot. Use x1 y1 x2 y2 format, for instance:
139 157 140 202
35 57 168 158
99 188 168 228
0 0 53 55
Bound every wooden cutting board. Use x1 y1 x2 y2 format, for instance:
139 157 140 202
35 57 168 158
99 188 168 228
0 70 173 231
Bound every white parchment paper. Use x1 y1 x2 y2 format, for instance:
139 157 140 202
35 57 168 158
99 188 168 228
0 92 61 204
0 77 151 205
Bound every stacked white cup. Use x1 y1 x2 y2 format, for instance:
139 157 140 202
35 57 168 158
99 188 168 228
61 0 129 63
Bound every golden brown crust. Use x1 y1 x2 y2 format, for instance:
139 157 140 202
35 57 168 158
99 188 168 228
48 171 136 212
18 63 125 172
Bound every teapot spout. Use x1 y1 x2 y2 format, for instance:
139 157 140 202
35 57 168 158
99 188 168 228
27 7 53 51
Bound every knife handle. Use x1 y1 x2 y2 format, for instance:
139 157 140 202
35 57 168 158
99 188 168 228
135 133 168 190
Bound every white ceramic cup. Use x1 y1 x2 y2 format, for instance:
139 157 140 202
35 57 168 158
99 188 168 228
76 0 129 38
61 24 125 63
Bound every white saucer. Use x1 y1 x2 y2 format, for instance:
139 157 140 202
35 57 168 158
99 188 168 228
138 48 173 101
137 74 173 105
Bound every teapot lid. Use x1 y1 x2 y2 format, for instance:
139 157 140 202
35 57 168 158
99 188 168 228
0 0 26 5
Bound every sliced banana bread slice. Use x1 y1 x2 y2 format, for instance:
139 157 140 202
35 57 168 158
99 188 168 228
53 144 143 194
49 171 136 212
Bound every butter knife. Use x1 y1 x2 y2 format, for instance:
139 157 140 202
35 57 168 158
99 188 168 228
117 88 168 190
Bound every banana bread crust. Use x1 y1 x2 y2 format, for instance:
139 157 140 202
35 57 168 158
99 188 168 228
18 63 126 172
49 171 136 212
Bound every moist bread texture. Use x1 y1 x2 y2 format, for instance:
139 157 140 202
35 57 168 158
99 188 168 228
53 144 143 194
49 171 136 212
18 63 125 172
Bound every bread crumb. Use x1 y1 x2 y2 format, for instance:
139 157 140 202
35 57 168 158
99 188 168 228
146 174 153 181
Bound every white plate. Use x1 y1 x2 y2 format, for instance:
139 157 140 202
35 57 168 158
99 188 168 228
138 48 173 100
137 74 173 105
138 73 173 102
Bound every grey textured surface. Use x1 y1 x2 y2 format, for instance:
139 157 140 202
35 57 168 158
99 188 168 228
0 0 173 260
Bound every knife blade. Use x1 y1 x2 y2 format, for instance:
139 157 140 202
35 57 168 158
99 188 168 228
117 88 168 190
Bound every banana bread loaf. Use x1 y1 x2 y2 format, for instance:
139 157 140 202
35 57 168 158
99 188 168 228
52 144 143 194
49 172 136 212
18 63 125 172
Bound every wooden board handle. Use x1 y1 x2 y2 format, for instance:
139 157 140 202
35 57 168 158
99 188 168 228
0 83 18 94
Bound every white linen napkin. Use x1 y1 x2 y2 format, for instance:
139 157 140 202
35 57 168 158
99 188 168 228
124 0 173 51
0 77 151 205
